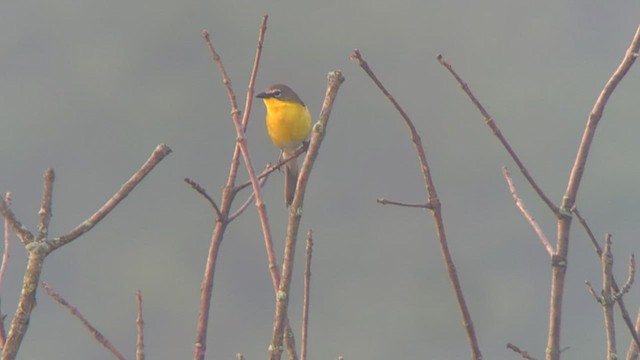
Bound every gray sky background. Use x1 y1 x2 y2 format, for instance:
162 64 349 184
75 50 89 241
2 1 640 359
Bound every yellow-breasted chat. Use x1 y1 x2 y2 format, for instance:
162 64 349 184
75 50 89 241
256 84 311 207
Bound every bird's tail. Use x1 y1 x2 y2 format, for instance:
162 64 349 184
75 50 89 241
283 151 298 207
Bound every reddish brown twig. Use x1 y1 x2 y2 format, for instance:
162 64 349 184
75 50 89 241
36 169 54 241
0 192 11 347
377 198 431 209
53 144 172 249
351 48 482 360
502 167 553 255
0 192 12 293
586 236 636 360
437 54 559 216
136 289 145 360
507 342 537 360
184 178 221 218
301 230 313 360
573 207 640 351
42 282 126 360
627 307 640 360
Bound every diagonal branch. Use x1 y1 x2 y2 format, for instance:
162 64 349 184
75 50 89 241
437 54 559 216
52 144 172 250
42 282 127 360
502 166 554 256
351 48 483 360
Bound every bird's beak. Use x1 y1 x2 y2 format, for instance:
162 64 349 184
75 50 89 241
256 91 269 99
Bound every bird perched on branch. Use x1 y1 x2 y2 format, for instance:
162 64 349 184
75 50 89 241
257 84 311 207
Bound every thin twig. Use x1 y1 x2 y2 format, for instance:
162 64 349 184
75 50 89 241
0 192 11 347
507 342 537 360
301 229 313 360
36 169 54 241
184 178 222 218
228 174 268 222
42 282 127 360
618 255 636 299
626 306 640 360
235 146 307 193
573 206 640 349
602 235 617 359
572 206 603 255
351 48 482 360
136 289 145 360
502 167 554 256
0 195 33 246
437 54 559 216
376 198 431 209
0 192 12 292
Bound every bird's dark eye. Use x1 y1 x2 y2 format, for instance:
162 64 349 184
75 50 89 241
272 89 282 97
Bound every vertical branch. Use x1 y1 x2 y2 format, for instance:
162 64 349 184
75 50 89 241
0 192 12 292
36 169 54 241
136 290 145 360
574 207 640 349
269 71 345 360
3 251 45 360
601 236 617 359
437 55 559 215
351 49 482 360
301 230 313 360
548 25 640 360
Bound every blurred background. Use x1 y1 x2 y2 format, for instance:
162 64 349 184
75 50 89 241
1 1 640 359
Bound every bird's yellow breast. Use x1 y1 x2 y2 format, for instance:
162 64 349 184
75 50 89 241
262 98 311 151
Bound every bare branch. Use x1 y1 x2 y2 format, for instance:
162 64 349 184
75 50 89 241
351 48 482 360
617 255 636 299
301 229 313 360
35 169 55 241
228 174 268 223
572 206 603 255
550 25 639 360
0 195 33 246
376 198 431 209
562 25 640 212
437 54 559 216
136 289 145 360
53 144 172 250
507 342 537 360
41 282 127 360
502 167 554 256
184 178 222 219
0 192 12 293
573 207 640 349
